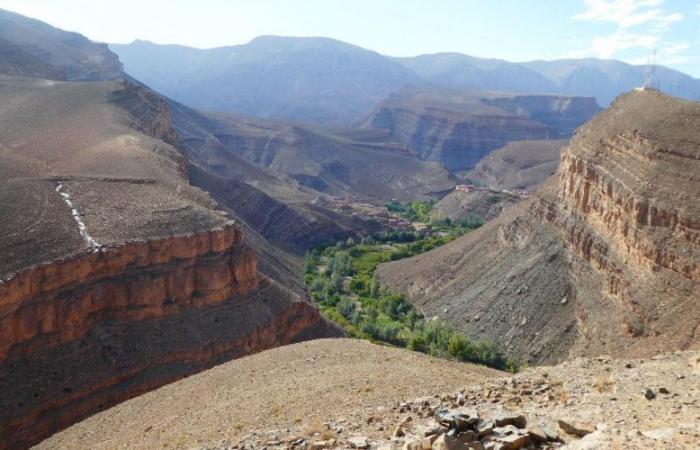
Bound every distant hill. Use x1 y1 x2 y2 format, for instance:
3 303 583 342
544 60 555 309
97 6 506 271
110 37 420 124
0 8 122 80
363 86 599 171
397 53 700 106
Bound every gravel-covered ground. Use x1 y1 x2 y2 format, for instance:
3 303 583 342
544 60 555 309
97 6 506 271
37 339 503 449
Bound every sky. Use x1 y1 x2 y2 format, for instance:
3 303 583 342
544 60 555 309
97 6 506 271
1 0 699 77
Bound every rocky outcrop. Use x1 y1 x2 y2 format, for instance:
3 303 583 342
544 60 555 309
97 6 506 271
377 91 700 364
0 223 251 362
482 95 600 135
225 351 699 450
364 87 599 172
0 222 340 449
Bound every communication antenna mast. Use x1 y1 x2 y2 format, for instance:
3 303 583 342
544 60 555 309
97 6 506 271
638 49 659 91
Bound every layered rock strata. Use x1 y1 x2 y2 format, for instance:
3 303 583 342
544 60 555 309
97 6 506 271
377 91 700 364
0 223 338 449
364 87 600 172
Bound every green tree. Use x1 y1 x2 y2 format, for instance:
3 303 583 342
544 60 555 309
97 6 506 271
408 333 428 353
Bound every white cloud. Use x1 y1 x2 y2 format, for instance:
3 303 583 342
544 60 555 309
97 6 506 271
571 0 688 64
569 31 659 59
574 0 683 29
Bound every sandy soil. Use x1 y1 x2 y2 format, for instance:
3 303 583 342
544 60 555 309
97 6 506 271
38 339 503 449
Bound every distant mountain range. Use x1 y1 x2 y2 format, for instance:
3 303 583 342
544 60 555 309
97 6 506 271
110 37 419 125
111 37 700 124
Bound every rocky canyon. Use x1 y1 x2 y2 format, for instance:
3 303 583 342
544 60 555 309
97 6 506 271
378 90 700 365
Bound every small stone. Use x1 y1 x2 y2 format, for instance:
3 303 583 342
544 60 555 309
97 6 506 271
422 434 440 450
476 419 495 438
457 430 476 442
402 440 421 450
658 387 670 394
495 433 531 450
494 409 526 429
348 436 369 449
539 424 559 441
496 425 519 436
558 419 594 437
432 434 468 450
644 388 656 400
560 297 567 304
309 441 332 450
425 425 449 436
527 428 547 443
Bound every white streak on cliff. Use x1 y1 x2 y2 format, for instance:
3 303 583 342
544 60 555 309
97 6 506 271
55 182 102 251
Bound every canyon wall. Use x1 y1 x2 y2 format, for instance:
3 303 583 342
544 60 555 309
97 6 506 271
377 91 699 364
0 223 338 449
0 77 342 450
365 87 600 172
368 106 550 171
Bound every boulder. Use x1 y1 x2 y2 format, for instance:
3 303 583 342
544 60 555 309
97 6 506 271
432 434 468 450
558 419 594 437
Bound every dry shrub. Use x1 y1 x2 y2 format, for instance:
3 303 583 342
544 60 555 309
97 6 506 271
593 374 616 393
304 418 337 440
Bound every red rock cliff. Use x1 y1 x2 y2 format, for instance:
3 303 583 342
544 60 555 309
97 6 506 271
0 222 339 450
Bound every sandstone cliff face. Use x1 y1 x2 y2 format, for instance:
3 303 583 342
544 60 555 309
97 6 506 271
0 222 339 450
368 106 550 171
364 87 600 172
0 224 252 362
377 91 700 364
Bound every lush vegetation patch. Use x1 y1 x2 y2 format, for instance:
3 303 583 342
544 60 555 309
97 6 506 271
304 208 519 372
386 200 435 222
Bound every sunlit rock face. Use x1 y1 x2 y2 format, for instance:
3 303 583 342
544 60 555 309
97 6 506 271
377 90 700 365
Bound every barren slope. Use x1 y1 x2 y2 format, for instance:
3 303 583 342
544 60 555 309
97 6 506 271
431 188 523 223
464 139 568 191
364 86 599 172
38 339 503 450
189 109 455 203
378 90 700 365
0 76 227 276
0 8 121 80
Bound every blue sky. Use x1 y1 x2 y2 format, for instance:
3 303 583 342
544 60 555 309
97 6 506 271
1 0 699 76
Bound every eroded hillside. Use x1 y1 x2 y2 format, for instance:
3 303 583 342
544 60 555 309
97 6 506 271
363 86 599 172
464 139 568 191
0 9 121 81
377 90 700 365
0 75 340 450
